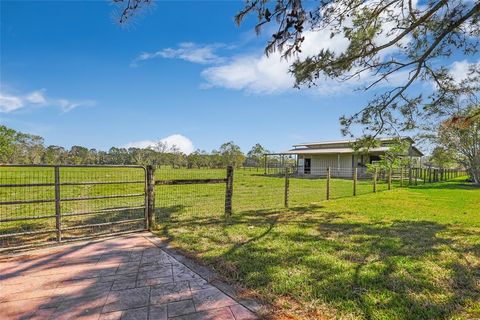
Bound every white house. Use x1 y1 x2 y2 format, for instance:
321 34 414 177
281 137 424 177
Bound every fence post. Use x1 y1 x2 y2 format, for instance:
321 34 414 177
225 166 234 217
400 167 404 187
146 165 156 230
54 166 62 242
284 167 289 208
353 168 357 196
414 168 418 186
423 168 426 184
264 155 267 175
388 168 392 190
326 167 331 200
373 168 377 193
408 167 412 185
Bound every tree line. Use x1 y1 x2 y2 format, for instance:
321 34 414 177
0 126 275 168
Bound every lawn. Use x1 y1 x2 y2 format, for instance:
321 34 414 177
1 166 478 319
154 178 480 320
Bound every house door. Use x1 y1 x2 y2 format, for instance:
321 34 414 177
304 158 311 174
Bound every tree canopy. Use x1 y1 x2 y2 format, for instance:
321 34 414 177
114 0 479 138
0 125 266 168
234 0 480 137
437 105 480 183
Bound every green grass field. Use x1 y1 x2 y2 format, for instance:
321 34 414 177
1 166 478 319
154 178 480 320
0 166 390 240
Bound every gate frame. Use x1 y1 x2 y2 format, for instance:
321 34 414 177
0 164 148 252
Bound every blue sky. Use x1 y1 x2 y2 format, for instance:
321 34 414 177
0 1 475 154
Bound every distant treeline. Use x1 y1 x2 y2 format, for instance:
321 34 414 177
0 125 283 168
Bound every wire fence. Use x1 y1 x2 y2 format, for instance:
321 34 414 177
0 165 146 251
1 164 467 250
154 167 226 220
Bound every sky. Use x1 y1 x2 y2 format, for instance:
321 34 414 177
0 0 477 154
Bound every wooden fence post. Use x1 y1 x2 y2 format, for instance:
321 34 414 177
414 168 418 186
264 155 267 175
284 167 289 208
353 168 357 196
400 167 404 187
326 167 331 200
146 165 156 230
428 168 432 183
54 166 62 242
373 168 377 193
225 166 234 216
388 168 392 190
408 167 412 185
423 168 426 184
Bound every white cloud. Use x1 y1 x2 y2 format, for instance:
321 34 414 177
449 59 480 83
131 42 224 67
124 134 195 155
25 90 48 104
201 29 352 94
0 88 94 113
189 1 416 94
0 94 23 113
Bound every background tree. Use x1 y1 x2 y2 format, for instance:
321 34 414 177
428 146 457 169
14 132 45 164
218 141 246 168
42 146 68 164
437 106 480 183
68 146 90 165
0 125 17 163
1 125 263 169
246 143 269 167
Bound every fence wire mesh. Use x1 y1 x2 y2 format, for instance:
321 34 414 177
155 168 226 222
1 164 466 250
0 165 146 250
233 170 284 212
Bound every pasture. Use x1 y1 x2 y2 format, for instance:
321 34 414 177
1 166 478 319
0 166 392 242
156 179 480 320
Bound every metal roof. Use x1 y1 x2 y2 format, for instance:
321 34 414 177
293 136 414 148
280 145 424 157
282 147 391 155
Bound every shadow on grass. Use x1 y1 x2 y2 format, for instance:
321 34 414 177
156 208 480 320
406 181 480 190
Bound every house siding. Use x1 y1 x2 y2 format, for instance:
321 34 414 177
299 154 355 177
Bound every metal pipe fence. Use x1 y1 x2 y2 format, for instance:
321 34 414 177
0 165 147 251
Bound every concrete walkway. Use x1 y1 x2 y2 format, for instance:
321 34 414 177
0 233 258 320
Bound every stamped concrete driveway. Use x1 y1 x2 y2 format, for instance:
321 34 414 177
0 233 258 320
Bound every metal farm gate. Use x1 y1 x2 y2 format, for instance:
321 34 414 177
0 165 147 251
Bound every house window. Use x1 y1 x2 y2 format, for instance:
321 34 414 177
370 155 381 163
